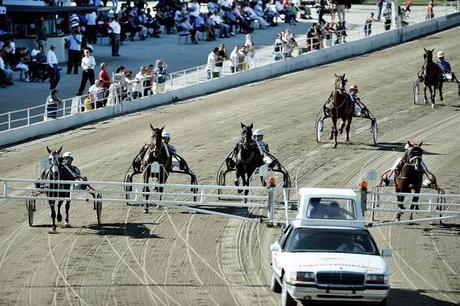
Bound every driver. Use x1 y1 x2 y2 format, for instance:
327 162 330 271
337 235 365 253
62 152 82 178
162 131 180 169
348 84 366 117
436 51 459 85
254 129 273 165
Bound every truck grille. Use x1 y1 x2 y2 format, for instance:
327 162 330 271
316 272 365 285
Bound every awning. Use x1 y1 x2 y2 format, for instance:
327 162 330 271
5 5 100 15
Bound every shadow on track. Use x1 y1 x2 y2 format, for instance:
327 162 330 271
84 222 161 238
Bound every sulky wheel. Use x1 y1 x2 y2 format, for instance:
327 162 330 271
371 119 378 145
217 169 226 199
413 79 421 105
26 196 36 227
95 193 102 226
315 117 324 143
124 166 134 205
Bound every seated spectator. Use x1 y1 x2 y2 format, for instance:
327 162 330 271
264 3 280 26
231 3 254 34
179 17 198 44
83 93 94 111
145 8 161 37
243 3 269 28
0 54 14 87
209 13 231 38
286 3 298 25
88 80 107 107
208 0 220 14
15 47 31 82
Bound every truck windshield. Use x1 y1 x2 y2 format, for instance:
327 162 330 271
286 228 378 255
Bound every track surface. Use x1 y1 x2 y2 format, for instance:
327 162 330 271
1 28 459 306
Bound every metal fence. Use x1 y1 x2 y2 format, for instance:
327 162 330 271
0 3 458 132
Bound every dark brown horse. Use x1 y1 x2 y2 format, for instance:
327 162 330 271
129 125 172 212
234 123 264 196
421 48 444 108
394 141 424 221
328 74 354 148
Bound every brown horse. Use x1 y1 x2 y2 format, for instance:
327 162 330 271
328 74 354 148
394 141 424 221
421 48 444 108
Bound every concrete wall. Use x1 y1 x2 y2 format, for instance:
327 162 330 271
1 13 460 148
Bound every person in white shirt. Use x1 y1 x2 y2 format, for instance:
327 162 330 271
230 45 241 73
206 48 219 79
77 49 96 96
88 80 106 107
47 44 60 90
85 12 98 44
109 17 121 56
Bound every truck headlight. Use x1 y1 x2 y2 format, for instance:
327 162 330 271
288 271 315 282
366 274 389 284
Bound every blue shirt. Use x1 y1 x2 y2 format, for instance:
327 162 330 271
153 66 168 83
437 59 451 73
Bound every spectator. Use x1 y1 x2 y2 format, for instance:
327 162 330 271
86 11 98 44
286 3 298 25
243 34 256 69
67 27 83 74
83 93 94 111
336 0 346 25
77 49 96 96
89 80 107 107
382 3 392 30
180 17 198 44
306 23 321 51
36 20 48 50
426 0 434 19
318 0 327 25
0 54 14 87
31 43 41 58
132 66 146 98
98 62 112 89
215 44 228 77
243 3 269 28
109 16 121 56
334 20 347 44
273 32 283 61
153 59 169 94
364 12 376 36
45 89 62 120
15 47 31 82
230 45 241 72
206 47 219 79
282 29 297 58
376 0 384 21
47 43 60 90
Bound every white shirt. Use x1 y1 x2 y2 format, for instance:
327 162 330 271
188 2 201 17
109 20 121 34
31 48 41 57
206 52 217 72
81 55 96 70
47 49 58 67
0 56 5 70
86 12 97 26
89 84 104 100
230 49 239 67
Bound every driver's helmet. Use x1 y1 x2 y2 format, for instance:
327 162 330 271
350 84 359 93
404 143 410 150
62 152 74 164
253 129 264 137
162 131 171 140
437 51 444 58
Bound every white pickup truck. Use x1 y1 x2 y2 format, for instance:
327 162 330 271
271 188 392 306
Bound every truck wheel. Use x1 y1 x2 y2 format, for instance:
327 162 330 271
281 278 297 306
377 296 389 306
270 272 282 293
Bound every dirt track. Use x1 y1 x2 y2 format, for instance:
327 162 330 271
0 27 459 306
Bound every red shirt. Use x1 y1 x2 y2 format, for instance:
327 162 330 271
99 69 111 87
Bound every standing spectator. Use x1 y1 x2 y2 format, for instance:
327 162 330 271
426 0 434 19
36 20 48 50
109 17 121 56
98 62 111 88
86 11 98 44
230 45 241 72
215 44 228 77
318 0 327 25
132 66 146 98
382 3 392 30
336 0 346 25
77 49 96 96
67 27 83 74
45 89 62 120
47 43 60 90
376 0 384 21
206 47 219 79
364 12 376 36
153 59 169 94
243 34 256 69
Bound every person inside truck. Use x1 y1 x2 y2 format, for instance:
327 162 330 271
307 198 327 218
336 235 365 253
326 201 354 219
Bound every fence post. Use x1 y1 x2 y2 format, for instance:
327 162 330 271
27 108 30 126
267 186 275 225
7 112 11 130
196 66 199 83
170 73 173 89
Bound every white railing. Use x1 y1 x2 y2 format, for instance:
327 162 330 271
0 4 458 133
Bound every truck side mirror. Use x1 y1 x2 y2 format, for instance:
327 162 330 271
381 248 393 257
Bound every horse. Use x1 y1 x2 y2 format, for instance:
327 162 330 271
44 146 75 231
421 48 444 108
137 124 172 213
233 123 264 196
328 73 354 148
394 141 424 221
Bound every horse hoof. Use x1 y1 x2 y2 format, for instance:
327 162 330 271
57 214 62 222
64 222 71 228
143 208 149 213
431 103 435 109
